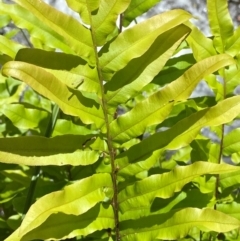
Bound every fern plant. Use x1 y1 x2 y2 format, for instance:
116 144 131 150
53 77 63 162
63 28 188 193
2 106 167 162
1 0 240 240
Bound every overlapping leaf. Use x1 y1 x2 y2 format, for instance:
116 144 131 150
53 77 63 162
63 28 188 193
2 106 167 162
52 119 96 136
2 61 105 126
117 95 240 176
92 0 130 45
13 0 95 64
109 54 234 143
18 204 114 240
120 208 240 240
0 2 74 53
226 26 240 56
0 135 99 166
66 0 100 24
0 0 240 240
123 0 161 27
118 162 240 213
1 169 30 187
207 0 234 53
15 48 86 70
220 170 240 190
119 191 188 222
5 174 112 240
0 78 27 106
0 149 98 166
109 100 174 144
0 14 10 28
0 54 11 66
105 25 190 108
223 128 240 155
1 103 48 132
151 53 196 87
218 202 240 220
0 35 25 59
48 66 100 94
68 0 130 45
186 23 217 61
225 64 240 95
15 48 100 94
99 9 192 76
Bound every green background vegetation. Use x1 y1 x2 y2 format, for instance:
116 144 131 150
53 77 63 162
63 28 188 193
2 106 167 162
1 0 240 240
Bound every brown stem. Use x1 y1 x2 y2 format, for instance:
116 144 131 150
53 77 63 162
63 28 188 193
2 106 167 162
86 3 120 240
119 13 124 33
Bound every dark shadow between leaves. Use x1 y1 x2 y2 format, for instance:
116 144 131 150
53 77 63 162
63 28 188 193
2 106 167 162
117 108 208 178
0 134 94 156
105 26 191 93
15 48 87 70
152 53 196 87
67 87 99 109
21 203 110 240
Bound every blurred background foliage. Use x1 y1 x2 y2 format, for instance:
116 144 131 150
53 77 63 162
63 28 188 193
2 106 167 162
1 0 240 240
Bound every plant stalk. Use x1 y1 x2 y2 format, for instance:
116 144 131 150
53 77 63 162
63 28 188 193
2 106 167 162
86 4 120 240
93 39 120 241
